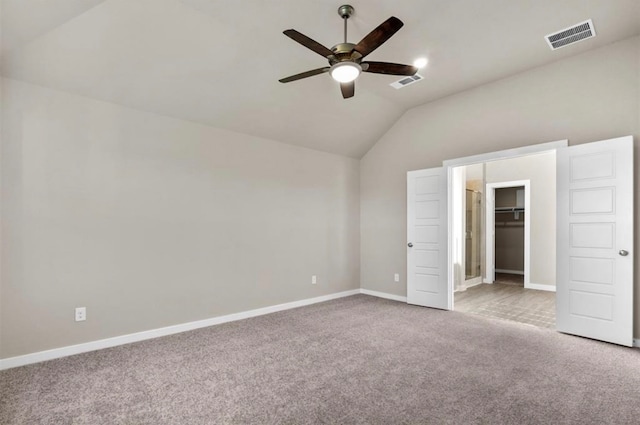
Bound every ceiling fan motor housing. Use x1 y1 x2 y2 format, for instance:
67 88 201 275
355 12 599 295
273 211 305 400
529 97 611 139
329 43 362 65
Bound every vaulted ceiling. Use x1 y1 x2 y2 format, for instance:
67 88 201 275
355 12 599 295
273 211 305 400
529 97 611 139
2 0 639 157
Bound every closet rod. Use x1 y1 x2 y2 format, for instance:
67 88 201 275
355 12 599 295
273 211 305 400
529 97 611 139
495 207 525 213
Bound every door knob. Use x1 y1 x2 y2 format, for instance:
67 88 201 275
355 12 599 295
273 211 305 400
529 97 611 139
619 250 629 256
408 242 413 248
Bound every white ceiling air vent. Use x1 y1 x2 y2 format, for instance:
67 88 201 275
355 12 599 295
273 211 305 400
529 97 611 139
390 74 423 89
545 19 595 50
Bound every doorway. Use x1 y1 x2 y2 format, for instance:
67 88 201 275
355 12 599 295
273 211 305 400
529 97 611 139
453 166 554 329
446 144 560 329
485 181 530 288
492 186 526 283
407 136 635 346
445 144 562 307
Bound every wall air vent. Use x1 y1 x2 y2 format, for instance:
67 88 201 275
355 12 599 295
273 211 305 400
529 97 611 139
545 19 595 50
390 74 423 89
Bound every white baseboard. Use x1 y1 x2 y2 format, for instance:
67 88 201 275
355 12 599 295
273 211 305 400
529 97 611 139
2 287 635 370
360 289 407 303
525 282 556 292
464 280 483 290
0 289 360 371
495 269 524 275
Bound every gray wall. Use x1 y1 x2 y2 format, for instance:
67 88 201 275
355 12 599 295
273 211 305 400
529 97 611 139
360 36 640 336
2 35 639 359
0 79 360 359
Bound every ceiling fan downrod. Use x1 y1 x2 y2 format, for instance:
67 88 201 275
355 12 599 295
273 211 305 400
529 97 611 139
338 5 354 43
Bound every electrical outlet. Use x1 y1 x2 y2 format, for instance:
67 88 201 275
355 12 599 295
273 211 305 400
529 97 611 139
75 307 86 322
394 273 400 282
311 275 317 284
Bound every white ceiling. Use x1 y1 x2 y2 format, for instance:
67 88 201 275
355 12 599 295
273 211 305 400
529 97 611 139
2 0 639 158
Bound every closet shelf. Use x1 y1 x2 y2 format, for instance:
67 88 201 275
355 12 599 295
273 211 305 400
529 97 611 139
495 222 525 227
495 206 525 213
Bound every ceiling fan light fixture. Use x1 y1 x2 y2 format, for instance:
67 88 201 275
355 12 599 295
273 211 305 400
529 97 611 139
330 62 361 83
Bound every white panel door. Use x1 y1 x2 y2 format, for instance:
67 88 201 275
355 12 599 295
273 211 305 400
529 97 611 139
557 136 633 346
407 167 448 309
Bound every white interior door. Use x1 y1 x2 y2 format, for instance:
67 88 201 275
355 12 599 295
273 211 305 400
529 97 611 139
556 136 634 346
407 167 449 309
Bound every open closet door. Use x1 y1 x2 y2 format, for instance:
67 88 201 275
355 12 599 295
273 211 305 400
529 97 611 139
556 136 634 346
407 167 449 309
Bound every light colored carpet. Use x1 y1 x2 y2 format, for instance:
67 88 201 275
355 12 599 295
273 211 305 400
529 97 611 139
1 294 639 424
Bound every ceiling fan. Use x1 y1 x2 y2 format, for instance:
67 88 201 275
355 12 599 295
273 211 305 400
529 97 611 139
279 4 418 99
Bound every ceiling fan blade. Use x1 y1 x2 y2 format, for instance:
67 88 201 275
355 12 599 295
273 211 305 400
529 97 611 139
354 17 404 58
362 61 418 76
279 67 330 83
340 81 355 99
283 29 334 58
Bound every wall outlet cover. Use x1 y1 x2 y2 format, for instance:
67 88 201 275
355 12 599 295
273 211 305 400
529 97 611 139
75 307 86 322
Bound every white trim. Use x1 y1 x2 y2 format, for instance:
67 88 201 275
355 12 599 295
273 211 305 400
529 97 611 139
0 289 360 371
452 166 466 294
0 284 632 370
442 140 568 168
465 280 483 289
634 339 640 348
454 278 484 293
525 282 557 292
464 276 483 287
495 269 524 275
360 289 407 303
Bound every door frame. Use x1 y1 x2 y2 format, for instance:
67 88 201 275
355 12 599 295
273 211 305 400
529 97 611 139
442 140 568 310
485 180 530 288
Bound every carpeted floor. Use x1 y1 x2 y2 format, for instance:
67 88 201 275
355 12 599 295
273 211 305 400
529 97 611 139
1 294 639 424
